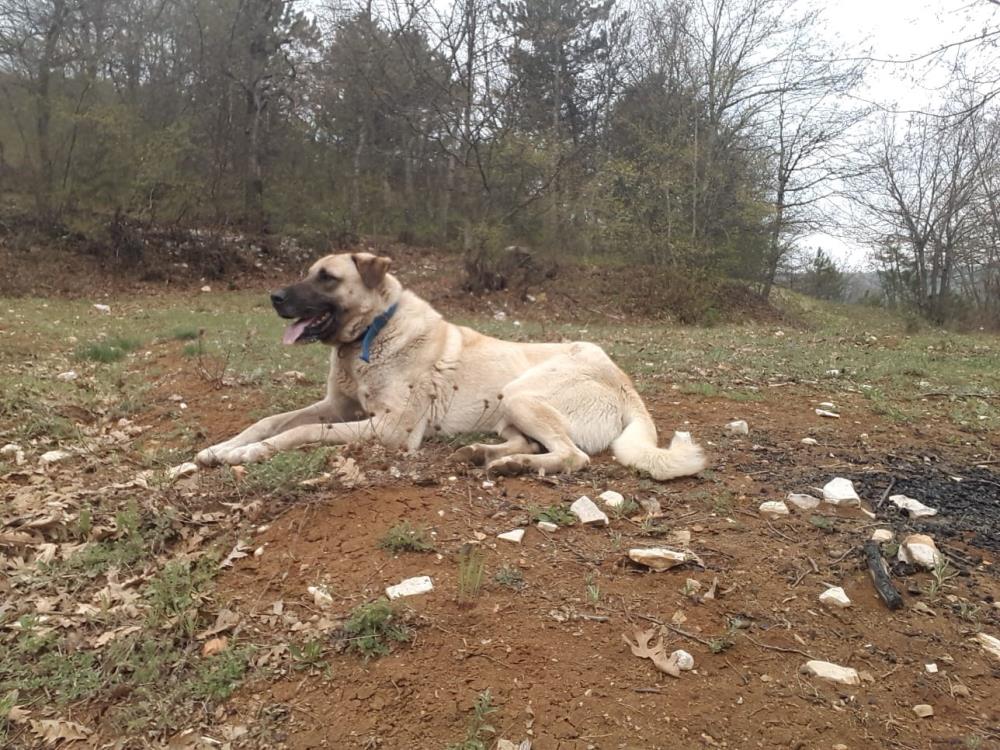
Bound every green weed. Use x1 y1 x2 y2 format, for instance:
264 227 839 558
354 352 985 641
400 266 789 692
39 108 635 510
379 521 435 554
340 600 411 660
457 544 486 604
447 690 498 750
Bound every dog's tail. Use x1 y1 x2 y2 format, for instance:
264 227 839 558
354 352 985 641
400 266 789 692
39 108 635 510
611 396 706 480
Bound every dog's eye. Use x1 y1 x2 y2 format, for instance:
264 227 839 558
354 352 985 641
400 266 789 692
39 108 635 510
317 269 338 283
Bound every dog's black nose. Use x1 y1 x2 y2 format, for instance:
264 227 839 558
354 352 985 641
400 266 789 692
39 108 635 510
270 290 286 306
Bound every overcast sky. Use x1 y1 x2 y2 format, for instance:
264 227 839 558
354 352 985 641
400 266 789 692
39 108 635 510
803 0 999 269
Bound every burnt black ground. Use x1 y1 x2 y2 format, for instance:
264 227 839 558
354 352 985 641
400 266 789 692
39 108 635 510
851 460 1000 557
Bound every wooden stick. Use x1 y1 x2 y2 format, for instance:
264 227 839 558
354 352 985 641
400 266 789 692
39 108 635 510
863 540 903 610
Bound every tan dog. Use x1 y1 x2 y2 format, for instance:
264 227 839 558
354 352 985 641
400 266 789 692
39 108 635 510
195 253 706 479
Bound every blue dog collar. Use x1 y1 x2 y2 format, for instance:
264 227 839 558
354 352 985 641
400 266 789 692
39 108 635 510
359 302 398 363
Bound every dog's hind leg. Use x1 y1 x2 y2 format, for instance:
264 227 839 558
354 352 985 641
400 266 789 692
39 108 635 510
450 426 540 467
485 394 590 476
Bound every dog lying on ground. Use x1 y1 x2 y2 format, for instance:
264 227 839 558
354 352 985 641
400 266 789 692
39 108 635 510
195 252 706 480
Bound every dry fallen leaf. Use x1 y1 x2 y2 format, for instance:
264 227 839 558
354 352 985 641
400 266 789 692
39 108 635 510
195 608 241 640
219 541 250 569
30 718 92 744
622 627 681 677
202 636 228 657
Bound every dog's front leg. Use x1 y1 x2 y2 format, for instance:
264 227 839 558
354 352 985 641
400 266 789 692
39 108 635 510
196 398 345 466
214 416 405 466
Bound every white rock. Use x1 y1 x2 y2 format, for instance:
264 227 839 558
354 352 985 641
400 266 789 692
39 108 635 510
167 462 199 481
912 704 934 718
307 585 333 608
536 521 558 533
0 443 20 456
973 633 1000 661
822 478 861 506
870 529 894 542
39 450 72 465
897 534 942 569
787 493 821 510
725 420 749 435
818 401 836 409
801 660 860 686
819 586 852 608
925 663 938 674
800 437 819 445
670 649 695 671
759 501 790 518
815 409 840 418
599 490 625 508
93 303 111 313
56 370 78 382
570 496 609 526
628 547 689 572
497 529 525 544
386 575 434 600
889 494 937 518
200 285 212 293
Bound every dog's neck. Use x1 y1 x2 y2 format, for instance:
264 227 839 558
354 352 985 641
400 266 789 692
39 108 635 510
358 302 398 362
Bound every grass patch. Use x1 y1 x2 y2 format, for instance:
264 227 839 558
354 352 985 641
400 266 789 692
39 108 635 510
191 648 250 701
170 327 200 341
528 504 576 526
77 335 142 363
447 689 498 750
379 521 435 554
240 448 332 494
457 544 486 604
144 558 216 636
340 599 411 660
493 564 525 590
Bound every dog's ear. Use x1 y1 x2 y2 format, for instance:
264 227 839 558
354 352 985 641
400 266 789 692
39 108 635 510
352 253 392 288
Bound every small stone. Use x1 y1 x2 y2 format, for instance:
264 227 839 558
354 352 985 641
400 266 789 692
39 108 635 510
801 660 860 686
167 462 198 481
56 370 78 382
628 547 690 571
911 601 937 616
385 576 433 600
481 480 495 489
683 578 702 594
822 477 861 506
39 450 72 465
759 501 790 518
898 534 942 569
93 303 111 313
725 420 749 435
912 704 933 718
800 437 819 445
889 494 937 518
787 493 821 510
497 741 518 750
815 409 840 418
925 663 938 674
833 745 848 750
536 521 558 533
200 285 212 293
0 443 21 456
670 649 694 671
570 496 609 526
973 632 1000 661
952 683 971 698
818 401 836 409
497 529 525 544
870 529 893 542
599 490 625 508
819 586 852 608
307 585 334 608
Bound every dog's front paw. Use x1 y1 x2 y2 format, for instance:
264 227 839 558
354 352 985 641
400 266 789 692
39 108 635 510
450 444 487 466
196 445 228 467
486 456 527 477
220 441 275 466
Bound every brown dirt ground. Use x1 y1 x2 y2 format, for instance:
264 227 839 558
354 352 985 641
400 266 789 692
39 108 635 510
193 387 1000 750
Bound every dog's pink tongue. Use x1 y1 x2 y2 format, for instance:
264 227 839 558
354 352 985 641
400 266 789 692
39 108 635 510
282 319 310 345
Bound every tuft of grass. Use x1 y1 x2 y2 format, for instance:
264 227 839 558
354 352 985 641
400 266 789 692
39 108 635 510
77 336 142 363
925 558 959 598
144 558 216 637
493 564 525 590
447 689 498 750
191 648 250 701
585 573 601 605
289 639 329 673
340 599 411 660
240 448 331 494
457 544 486 604
170 327 200 341
182 341 205 358
528 504 576 527
379 521 435 554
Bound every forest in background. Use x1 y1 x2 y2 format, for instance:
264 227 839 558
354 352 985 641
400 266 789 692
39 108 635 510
0 0 998 325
